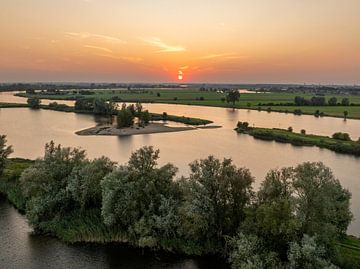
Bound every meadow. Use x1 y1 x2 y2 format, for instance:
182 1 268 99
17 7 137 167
17 89 360 119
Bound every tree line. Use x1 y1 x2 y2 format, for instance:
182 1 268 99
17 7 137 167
0 135 357 268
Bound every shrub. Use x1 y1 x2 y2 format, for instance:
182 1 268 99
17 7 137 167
332 132 351 141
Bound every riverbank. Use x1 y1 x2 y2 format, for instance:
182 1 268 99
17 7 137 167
0 102 213 126
16 90 360 119
76 123 195 136
235 124 360 156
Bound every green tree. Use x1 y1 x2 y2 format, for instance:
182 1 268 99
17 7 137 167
93 99 116 116
344 111 348 120
341 98 350 106
139 110 150 126
328 97 338 106
117 106 134 128
180 156 254 253
20 141 87 227
227 233 282 269
27 97 41 109
226 90 240 107
246 168 299 258
101 147 180 248
293 162 352 247
0 135 13 176
68 157 115 210
288 235 338 269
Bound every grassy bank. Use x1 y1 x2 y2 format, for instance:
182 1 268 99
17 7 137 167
0 158 33 210
0 102 213 126
235 125 360 156
16 89 360 119
337 236 360 268
0 102 28 108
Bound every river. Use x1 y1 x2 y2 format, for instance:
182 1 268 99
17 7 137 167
0 91 359 268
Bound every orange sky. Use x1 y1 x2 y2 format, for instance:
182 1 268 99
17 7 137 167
0 0 360 84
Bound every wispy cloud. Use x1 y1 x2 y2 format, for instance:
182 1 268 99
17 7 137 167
141 37 185 53
95 53 143 63
84 45 113 53
66 32 126 44
198 53 236 60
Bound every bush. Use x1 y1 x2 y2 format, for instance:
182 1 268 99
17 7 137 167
332 132 351 141
27 97 41 109
288 127 293 132
301 129 306 135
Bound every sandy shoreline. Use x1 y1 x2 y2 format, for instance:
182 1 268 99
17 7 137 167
76 123 197 136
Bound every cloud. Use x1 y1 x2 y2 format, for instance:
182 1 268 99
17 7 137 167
198 53 236 60
94 53 143 63
141 37 186 53
66 32 126 44
197 53 248 61
84 45 113 53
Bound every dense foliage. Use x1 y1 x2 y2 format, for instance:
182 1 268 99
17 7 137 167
27 97 41 109
0 137 353 268
0 135 13 176
226 90 240 106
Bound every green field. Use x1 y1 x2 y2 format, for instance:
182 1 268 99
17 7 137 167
337 236 360 268
17 89 360 119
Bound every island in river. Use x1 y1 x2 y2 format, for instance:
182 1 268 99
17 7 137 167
76 122 195 136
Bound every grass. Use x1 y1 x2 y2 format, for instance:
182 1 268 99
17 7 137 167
0 158 34 210
16 89 360 119
236 126 360 156
337 236 360 268
0 102 28 108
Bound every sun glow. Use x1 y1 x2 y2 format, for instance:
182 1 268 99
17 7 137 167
178 70 183 81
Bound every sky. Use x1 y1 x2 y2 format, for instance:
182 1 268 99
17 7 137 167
0 0 360 84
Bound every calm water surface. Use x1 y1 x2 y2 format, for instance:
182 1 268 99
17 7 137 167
0 91 360 268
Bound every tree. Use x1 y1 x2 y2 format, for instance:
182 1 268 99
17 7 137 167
27 97 41 109
0 135 13 176
139 110 150 126
75 98 94 111
68 157 115 210
311 97 326 106
180 156 254 252
294 96 305 106
293 163 352 245
301 129 306 135
226 90 240 107
227 233 281 269
288 235 338 269
93 99 116 116
101 147 180 248
344 111 348 120
20 141 87 227
245 163 352 261
341 98 350 106
117 105 134 128
328 97 338 106
332 132 351 141
246 168 299 258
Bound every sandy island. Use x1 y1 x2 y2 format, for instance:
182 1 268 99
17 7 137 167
76 123 194 136
76 123 222 137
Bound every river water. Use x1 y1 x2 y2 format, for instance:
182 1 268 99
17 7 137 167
0 91 359 268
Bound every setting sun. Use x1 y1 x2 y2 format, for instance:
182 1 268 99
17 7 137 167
178 70 183 81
